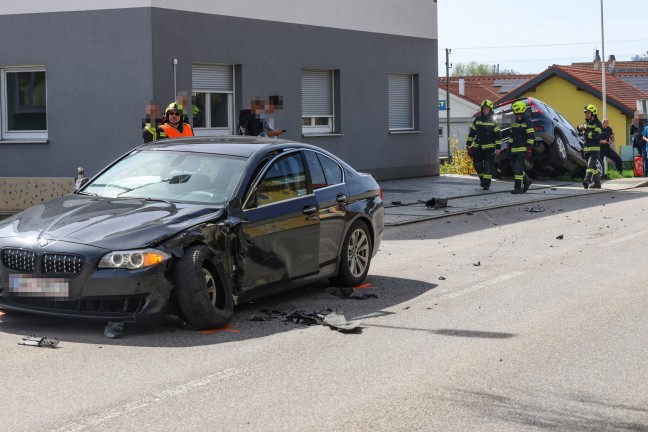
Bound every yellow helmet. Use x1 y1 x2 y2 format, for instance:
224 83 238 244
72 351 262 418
164 102 183 118
512 101 527 114
583 104 597 116
481 99 494 110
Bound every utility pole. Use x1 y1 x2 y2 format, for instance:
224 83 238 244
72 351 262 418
446 48 452 163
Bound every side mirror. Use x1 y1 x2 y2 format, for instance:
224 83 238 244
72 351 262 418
74 177 90 192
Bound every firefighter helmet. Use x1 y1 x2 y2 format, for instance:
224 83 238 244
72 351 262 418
583 104 597 116
512 101 527 114
164 102 183 118
481 99 494 110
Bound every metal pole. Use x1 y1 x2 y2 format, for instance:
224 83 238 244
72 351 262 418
600 0 606 119
173 58 178 100
446 48 452 163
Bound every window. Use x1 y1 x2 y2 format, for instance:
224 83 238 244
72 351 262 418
1 67 47 141
388 73 418 131
302 69 335 134
192 64 234 136
257 153 307 206
439 127 444 137
303 150 343 190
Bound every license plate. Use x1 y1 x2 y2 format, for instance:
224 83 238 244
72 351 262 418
8 274 69 298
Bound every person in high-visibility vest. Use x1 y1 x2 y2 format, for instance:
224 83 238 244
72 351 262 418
466 99 502 190
508 101 534 194
157 102 194 140
577 104 602 189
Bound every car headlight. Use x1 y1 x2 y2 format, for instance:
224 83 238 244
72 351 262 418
98 249 170 269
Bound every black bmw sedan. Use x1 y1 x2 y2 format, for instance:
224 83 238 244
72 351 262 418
0 137 384 332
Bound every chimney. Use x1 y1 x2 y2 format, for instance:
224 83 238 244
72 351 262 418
459 78 465 96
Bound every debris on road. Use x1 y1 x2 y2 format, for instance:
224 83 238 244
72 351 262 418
19 335 60 348
322 312 362 333
391 201 402 206
283 308 363 333
473 261 481 266
438 276 446 280
422 198 448 209
556 234 564 240
328 286 378 300
104 321 124 339
525 206 545 212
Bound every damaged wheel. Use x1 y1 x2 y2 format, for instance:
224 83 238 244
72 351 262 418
173 245 233 330
334 220 372 287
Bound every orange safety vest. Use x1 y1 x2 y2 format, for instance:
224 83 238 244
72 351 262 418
159 123 194 139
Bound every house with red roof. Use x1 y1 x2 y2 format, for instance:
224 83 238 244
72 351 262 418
496 65 648 159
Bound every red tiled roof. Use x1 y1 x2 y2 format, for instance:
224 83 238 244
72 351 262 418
496 65 648 114
571 60 648 74
438 75 535 105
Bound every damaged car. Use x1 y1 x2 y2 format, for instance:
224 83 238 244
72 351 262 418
0 137 384 332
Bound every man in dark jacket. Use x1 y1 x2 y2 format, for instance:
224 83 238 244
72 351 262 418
466 99 502 190
578 104 602 189
508 101 534 194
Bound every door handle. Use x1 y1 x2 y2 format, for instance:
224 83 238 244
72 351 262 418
302 205 317 215
336 193 348 203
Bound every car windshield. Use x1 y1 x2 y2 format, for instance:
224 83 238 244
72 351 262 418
83 149 247 205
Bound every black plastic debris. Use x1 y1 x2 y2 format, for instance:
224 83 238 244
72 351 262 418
283 308 362 333
525 206 545 212
285 309 326 326
104 321 124 339
473 261 481 266
438 276 446 280
423 198 448 209
556 234 564 240
19 335 59 348
248 308 287 322
391 201 402 206
328 286 377 300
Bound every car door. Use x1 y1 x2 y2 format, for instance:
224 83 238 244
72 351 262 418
302 150 349 267
241 151 320 291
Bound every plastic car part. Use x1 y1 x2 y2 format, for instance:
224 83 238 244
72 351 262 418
173 245 234 330
19 335 60 348
104 322 124 339
322 312 362 333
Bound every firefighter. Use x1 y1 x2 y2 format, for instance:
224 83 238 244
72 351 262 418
577 104 602 189
508 101 534 194
158 102 194 140
466 99 502 190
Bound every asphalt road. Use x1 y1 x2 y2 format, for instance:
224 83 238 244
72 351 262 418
1 187 647 431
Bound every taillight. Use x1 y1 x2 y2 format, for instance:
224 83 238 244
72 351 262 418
378 186 383 200
529 100 543 114
534 125 545 131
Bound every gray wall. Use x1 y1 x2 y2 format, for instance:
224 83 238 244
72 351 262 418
0 9 154 177
0 8 438 180
151 9 438 180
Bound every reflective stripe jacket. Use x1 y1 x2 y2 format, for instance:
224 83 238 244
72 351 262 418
467 114 502 151
158 123 194 139
583 117 602 153
509 114 535 153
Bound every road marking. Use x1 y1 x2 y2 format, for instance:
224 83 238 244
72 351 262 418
597 229 648 248
446 271 523 299
50 368 241 432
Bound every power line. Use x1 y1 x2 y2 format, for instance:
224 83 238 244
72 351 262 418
440 38 648 51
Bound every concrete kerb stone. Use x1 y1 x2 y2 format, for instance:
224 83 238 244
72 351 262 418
380 175 648 227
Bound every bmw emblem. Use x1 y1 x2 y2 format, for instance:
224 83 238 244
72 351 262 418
37 239 48 247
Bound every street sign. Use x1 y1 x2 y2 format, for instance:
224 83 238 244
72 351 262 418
439 100 447 110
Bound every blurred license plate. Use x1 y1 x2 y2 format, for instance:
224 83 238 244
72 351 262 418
8 274 69 297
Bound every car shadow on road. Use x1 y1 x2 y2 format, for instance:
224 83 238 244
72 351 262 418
0 274 437 347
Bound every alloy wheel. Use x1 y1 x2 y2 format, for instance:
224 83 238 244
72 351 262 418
347 228 370 278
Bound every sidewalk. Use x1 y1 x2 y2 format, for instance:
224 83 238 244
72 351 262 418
379 174 648 227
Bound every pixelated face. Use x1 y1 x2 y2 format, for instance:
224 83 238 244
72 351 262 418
602 119 609 128
585 111 592 120
146 103 159 118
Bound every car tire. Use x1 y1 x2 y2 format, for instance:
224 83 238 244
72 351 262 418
550 132 569 168
333 220 372 287
173 245 234 330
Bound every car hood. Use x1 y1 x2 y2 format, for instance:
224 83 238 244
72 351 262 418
0 195 225 250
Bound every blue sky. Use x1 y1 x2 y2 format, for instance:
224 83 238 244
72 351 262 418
437 0 648 76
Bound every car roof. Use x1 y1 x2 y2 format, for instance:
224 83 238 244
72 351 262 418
138 136 287 158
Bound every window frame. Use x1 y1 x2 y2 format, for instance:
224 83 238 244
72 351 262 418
301 69 336 135
191 64 235 136
1 66 48 141
388 73 418 132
